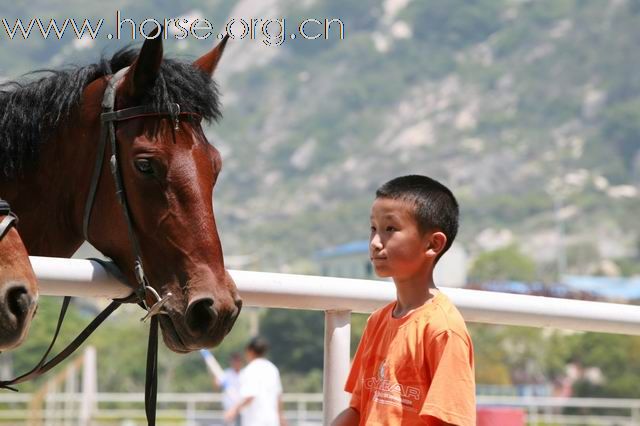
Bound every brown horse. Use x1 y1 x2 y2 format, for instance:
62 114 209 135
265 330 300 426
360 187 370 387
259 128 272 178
0 198 38 351
0 35 241 353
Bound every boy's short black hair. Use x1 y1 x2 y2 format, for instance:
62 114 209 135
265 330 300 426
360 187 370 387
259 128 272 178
246 336 269 357
376 175 459 260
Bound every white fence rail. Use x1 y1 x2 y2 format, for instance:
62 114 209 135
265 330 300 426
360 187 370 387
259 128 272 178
3 393 640 426
30 256 640 424
0 392 323 425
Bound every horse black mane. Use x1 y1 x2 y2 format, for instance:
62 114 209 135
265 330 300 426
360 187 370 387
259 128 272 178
0 47 222 178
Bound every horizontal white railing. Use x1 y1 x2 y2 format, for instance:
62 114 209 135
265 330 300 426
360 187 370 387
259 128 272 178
31 256 640 334
0 392 324 425
30 256 640 424
3 393 640 425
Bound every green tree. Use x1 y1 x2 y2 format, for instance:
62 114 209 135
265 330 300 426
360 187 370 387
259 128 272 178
260 309 325 374
402 0 504 49
469 324 576 387
469 244 537 282
601 99 640 171
570 333 640 398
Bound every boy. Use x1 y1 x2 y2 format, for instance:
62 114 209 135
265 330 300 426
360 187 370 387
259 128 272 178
332 175 475 426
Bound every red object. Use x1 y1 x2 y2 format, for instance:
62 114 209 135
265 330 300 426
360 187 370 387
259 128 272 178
477 407 525 426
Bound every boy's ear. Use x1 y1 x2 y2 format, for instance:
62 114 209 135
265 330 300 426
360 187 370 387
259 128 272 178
425 231 447 259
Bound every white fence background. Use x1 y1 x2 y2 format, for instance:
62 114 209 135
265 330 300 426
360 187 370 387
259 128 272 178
3 392 640 425
18 256 640 425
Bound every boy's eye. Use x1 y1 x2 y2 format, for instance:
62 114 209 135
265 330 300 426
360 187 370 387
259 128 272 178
370 226 376 232
386 226 396 232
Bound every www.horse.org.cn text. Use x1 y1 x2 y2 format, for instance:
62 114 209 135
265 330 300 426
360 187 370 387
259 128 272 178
0 11 345 46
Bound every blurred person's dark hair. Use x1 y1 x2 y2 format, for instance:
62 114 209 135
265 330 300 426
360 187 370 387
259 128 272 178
246 336 269 357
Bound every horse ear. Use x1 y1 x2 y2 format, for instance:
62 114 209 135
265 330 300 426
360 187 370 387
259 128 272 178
193 35 229 76
122 26 163 99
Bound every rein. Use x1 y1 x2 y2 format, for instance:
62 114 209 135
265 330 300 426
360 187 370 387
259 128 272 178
0 198 18 240
1 68 199 425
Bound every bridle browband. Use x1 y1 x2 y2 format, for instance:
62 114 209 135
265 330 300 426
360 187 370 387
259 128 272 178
0 198 18 240
1 68 200 425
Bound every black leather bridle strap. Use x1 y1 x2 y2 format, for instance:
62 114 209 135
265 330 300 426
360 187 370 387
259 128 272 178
0 298 121 391
101 104 198 125
0 215 17 240
145 316 159 424
82 68 194 306
0 199 18 240
82 67 126 243
80 68 198 426
98 72 161 426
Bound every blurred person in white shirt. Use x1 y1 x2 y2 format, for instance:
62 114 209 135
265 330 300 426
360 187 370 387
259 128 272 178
214 352 243 426
224 337 287 426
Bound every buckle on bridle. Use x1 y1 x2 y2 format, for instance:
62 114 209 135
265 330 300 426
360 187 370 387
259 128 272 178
134 260 147 287
140 286 173 323
169 103 181 131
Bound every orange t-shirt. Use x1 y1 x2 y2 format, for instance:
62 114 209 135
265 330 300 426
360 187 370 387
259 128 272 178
345 292 475 426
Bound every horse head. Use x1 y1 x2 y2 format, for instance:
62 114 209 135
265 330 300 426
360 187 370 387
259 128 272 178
0 199 37 351
81 34 241 353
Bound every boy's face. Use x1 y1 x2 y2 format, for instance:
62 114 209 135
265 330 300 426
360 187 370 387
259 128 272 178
369 197 443 280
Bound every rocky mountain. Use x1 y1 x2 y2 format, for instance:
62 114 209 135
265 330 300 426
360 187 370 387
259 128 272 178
2 0 639 278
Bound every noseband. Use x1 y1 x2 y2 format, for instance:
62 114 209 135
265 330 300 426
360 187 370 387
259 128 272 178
0 198 18 240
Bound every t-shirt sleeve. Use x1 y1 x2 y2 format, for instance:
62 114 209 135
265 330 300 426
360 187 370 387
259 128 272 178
420 330 476 426
344 314 375 410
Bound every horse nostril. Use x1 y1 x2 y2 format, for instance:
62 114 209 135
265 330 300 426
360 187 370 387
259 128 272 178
226 299 243 334
186 297 217 333
6 285 31 319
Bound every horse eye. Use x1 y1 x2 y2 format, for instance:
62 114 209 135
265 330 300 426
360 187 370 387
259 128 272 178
135 159 154 175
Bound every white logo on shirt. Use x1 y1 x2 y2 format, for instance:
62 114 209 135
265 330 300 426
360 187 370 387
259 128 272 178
378 361 386 379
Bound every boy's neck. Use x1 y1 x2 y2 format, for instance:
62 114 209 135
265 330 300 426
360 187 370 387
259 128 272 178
392 272 439 318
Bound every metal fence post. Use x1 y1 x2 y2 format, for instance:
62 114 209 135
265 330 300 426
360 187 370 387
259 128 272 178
323 310 351 425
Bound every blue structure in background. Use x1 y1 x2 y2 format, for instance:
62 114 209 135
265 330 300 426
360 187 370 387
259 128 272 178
562 275 640 301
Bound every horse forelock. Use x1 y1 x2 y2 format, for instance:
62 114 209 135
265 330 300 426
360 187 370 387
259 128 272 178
0 47 222 179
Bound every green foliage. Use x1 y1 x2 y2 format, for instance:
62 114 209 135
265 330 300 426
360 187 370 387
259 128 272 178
469 244 537 282
570 333 640 398
402 0 504 48
469 324 577 386
468 192 552 228
615 258 640 277
468 325 511 384
6 298 87 392
565 242 599 272
492 25 530 58
524 0 577 26
600 99 640 170
260 309 324 374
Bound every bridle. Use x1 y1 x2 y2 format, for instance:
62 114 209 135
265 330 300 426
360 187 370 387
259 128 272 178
0 198 18 240
83 66 180 314
0 67 201 425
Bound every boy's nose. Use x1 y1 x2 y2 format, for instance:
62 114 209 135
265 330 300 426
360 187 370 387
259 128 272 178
370 234 383 250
